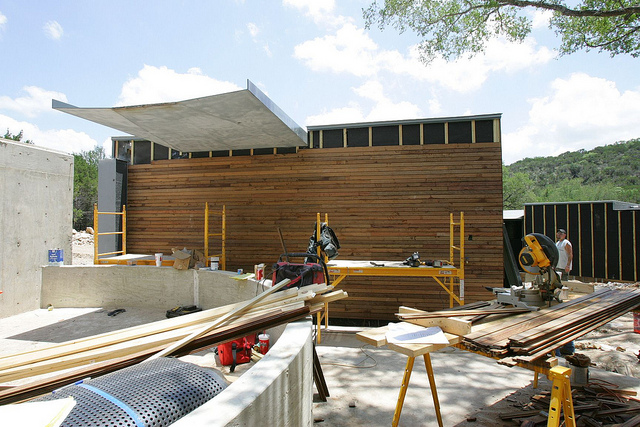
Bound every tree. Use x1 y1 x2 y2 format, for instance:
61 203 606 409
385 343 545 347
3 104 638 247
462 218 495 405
3 129 33 144
363 0 640 62
73 146 104 231
503 165 537 209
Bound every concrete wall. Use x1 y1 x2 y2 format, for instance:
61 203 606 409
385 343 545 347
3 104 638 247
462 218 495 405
40 265 313 426
173 321 313 427
0 139 73 318
41 266 265 310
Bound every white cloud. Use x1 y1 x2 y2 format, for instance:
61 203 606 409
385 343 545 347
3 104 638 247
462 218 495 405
502 73 640 164
44 20 63 40
283 0 349 28
306 104 364 126
306 80 422 126
0 11 7 31
116 65 241 106
247 22 259 38
294 24 554 92
529 9 554 29
283 0 332 20
0 86 68 118
0 113 99 154
294 23 380 77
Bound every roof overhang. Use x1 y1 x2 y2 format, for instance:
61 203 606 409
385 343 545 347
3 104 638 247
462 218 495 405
52 80 307 152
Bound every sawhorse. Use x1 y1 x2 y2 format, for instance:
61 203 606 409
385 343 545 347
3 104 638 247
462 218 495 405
394 353 443 427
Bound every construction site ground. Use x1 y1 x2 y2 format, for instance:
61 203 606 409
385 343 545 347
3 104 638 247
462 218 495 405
46 231 640 425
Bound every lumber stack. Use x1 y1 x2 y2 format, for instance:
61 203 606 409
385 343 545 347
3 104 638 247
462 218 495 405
0 283 347 404
460 288 640 364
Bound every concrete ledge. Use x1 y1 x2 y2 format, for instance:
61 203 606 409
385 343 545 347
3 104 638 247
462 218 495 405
173 320 313 427
41 266 264 309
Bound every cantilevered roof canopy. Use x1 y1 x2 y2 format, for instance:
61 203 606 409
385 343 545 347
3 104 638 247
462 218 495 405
52 80 307 152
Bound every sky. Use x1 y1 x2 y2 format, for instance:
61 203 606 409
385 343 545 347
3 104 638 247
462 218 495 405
0 1 639 165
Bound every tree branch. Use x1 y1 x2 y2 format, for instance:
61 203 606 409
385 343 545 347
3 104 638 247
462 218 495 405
496 0 640 17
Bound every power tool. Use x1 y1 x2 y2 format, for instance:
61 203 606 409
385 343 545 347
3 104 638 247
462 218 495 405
491 233 564 310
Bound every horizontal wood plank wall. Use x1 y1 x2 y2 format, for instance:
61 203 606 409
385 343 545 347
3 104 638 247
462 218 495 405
126 143 503 320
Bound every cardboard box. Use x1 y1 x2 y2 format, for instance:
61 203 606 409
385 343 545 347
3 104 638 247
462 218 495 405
172 248 192 270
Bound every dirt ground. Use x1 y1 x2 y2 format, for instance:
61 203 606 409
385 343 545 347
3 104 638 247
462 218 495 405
71 232 640 378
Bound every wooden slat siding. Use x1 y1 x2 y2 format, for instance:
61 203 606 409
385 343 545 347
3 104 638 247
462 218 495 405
126 143 503 319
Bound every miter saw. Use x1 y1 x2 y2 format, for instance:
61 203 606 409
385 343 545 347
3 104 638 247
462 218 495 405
490 233 564 310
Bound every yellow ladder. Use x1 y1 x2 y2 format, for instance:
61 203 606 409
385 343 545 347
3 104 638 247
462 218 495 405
93 203 126 264
204 203 226 271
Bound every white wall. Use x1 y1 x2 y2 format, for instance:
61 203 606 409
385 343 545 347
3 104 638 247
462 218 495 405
0 140 73 318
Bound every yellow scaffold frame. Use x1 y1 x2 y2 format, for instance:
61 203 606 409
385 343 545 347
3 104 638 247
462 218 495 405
204 203 226 271
315 212 465 343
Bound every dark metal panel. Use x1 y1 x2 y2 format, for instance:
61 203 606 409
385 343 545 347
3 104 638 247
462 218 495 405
253 147 275 155
475 120 494 142
533 205 544 233
402 124 421 145
210 150 229 158
424 123 445 144
544 204 555 237
524 205 533 234
190 151 209 158
620 210 635 281
606 203 620 280
579 204 593 277
276 146 298 154
231 149 251 156
592 203 606 279
555 204 568 232
347 128 369 147
323 129 344 148
371 125 399 146
133 140 151 165
153 143 169 161
448 121 472 143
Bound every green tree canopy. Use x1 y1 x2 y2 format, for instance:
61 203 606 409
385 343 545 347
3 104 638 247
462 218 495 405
73 146 105 230
364 0 640 62
3 129 33 144
502 138 639 209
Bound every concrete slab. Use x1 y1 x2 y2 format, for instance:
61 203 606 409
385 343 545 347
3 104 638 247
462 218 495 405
314 328 640 426
52 80 307 152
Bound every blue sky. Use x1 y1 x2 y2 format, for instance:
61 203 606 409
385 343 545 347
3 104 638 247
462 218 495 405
0 0 638 164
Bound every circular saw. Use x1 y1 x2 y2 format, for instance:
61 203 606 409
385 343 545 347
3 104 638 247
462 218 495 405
518 233 563 303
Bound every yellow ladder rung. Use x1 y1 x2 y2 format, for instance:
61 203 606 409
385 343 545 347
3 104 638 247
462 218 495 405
98 250 124 257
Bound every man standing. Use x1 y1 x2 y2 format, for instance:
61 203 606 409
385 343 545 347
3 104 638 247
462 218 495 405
555 229 573 278
555 228 574 356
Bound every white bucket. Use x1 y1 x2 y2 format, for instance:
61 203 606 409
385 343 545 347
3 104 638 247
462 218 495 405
210 256 219 270
155 253 163 267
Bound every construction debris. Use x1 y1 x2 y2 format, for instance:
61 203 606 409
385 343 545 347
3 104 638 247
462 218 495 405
498 380 640 426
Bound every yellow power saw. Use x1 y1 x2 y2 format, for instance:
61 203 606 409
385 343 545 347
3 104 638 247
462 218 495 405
491 233 563 310
518 233 563 303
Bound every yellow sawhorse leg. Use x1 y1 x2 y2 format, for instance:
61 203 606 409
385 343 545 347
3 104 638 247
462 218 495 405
547 366 576 427
392 355 443 427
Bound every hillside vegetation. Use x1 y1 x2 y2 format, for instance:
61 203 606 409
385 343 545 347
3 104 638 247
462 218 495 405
503 138 640 209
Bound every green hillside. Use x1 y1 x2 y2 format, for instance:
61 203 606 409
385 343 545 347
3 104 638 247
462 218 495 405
503 138 640 209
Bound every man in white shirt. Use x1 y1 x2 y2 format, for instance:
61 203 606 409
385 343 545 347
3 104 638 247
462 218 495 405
555 228 574 356
555 229 573 278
